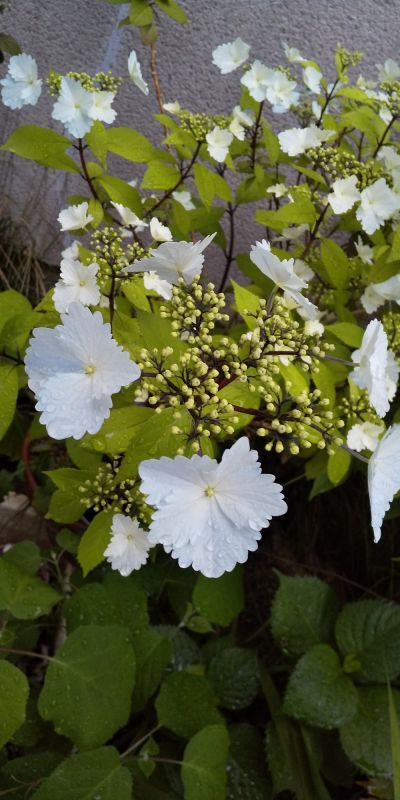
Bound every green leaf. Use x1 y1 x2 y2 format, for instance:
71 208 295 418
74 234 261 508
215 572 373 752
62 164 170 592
98 174 143 215
208 648 259 710
77 510 114 576
154 0 188 23
129 0 154 25
388 683 400 800
0 289 31 338
64 583 120 631
32 747 132 800
1 125 80 172
0 753 62 799
335 599 400 683
38 625 135 749
181 724 229 800
131 628 172 711
283 644 359 729
0 558 60 619
103 570 149 637
0 661 29 747
0 363 18 440
119 405 192 480
3 541 41 575
142 161 181 190
270 574 339 658
326 322 363 347
255 199 317 230
86 120 108 166
232 281 261 328
156 671 222 739
327 448 351 485
106 126 154 162
228 724 272 799
340 686 400 777
0 33 21 55
193 568 244 626
312 360 336 407
193 163 232 207
320 239 349 289
83 405 153 454
46 488 85 524
262 120 280 165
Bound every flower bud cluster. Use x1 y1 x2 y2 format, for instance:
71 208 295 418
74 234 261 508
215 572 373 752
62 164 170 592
77 460 150 522
335 45 363 71
47 69 121 96
176 109 229 142
382 312 400 360
309 146 381 188
340 392 380 426
159 276 229 342
379 81 400 118
91 228 147 290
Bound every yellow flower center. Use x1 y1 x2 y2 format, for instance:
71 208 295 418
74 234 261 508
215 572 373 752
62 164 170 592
204 486 215 497
85 364 96 375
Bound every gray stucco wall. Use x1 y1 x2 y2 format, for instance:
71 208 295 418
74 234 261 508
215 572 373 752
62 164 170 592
1 0 400 271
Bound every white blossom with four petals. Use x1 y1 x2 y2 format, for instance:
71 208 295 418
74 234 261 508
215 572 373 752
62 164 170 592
58 202 94 232
88 90 116 124
0 53 42 109
347 421 384 453
104 514 152 576
125 234 216 287
240 60 273 102
139 437 287 578
206 126 233 162
278 124 334 156
52 76 93 138
265 70 299 113
356 178 400 235
250 240 319 319
350 319 399 418
361 275 400 314
328 175 361 214
303 66 322 94
53 259 100 313
212 38 250 74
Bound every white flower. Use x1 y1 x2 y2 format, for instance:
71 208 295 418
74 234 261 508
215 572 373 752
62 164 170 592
212 38 250 74
125 234 216 286
328 175 361 214
52 76 93 138
24 303 140 440
58 202 94 232
265 70 299 113
350 319 399 418
232 105 254 127
229 118 246 140
61 240 80 262
304 318 325 336
355 236 374 265
368 425 400 542
150 217 173 243
172 190 195 211
250 240 319 319
277 223 309 241
278 124 334 156
138 437 287 578
376 58 400 82
110 203 148 231
347 421 384 453
53 259 100 313
293 258 315 282
356 75 377 92
163 100 181 114
282 42 306 63
104 514 152 576
240 60 274 102
267 183 287 198
303 66 322 94
128 50 149 95
361 275 400 314
143 271 173 300
377 146 400 191
206 126 233 162
89 90 116 123
356 178 400 235
0 53 42 109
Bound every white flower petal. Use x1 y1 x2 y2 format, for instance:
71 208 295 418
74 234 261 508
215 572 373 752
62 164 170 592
212 38 250 74
125 234 216 286
104 514 152 575
150 217 173 243
58 202 94 232
1 54 42 109
368 425 400 541
350 319 398 418
128 50 149 95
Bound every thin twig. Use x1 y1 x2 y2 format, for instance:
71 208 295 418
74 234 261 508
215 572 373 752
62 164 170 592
250 101 264 170
144 141 202 217
218 202 236 292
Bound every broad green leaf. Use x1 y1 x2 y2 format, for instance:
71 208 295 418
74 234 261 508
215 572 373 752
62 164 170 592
270 574 339 658
47 488 85 524
228 724 272 799
0 33 21 55
77 510 114 576
85 120 108 166
320 239 349 289
280 363 309 396
64 583 120 631
32 747 132 800
340 107 385 145
119 406 192 480
65 438 102 469
106 126 154 162
262 120 280 165
46 467 95 491
1 125 80 172
0 289 31 338
131 628 172 711
0 363 18 439
255 198 317 230
208 648 259 710
142 161 181 190
98 174 143 214
156 671 222 739
193 568 244 626
327 447 351 485
0 558 60 619
193 163 232 207
312 360 336 406
335 599 400 683
38 625 135 749
340 686 400 777
0 752 62 799
154 0 188 23
283 644 358 729
3 541 41 575
83 405 153 454
326 322 363 347
0 661 29 747
388 683 400 800
129 0 154 25
232 280 261 328
103 570 149 636
181 724 229 800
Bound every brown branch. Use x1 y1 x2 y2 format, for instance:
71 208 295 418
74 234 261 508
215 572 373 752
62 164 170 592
144 140 202 217
76 139 100 202
250 101 264 170
218 202 236 292
372 114 397 157
150 42 164 114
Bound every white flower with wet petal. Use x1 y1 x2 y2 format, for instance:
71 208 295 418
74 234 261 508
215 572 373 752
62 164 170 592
368 425 400 542
206 126 233 162
150 217 173 243
52 76 93 138
212 38 250 74
143 271 173 300
24 303 140 440
356 178 400 235
53 259 100 313
139 437 287 578
278 124 334 156
361 275 400 314
125 234 216 287
104 514 152 576
250 240 319 319
128 50 149 95
347 421 384 454
1 53 42 109
58 202 94 232
328 175 361 214
355 236 373 265
350 319 399 418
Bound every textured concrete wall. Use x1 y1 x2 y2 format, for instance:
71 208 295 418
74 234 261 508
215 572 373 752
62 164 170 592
1 0 400 271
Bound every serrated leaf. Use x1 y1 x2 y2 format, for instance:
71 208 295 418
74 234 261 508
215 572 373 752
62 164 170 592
193 568 244 626
38 625 135 749
327 448 351 485
228 723 272 799
129 0 154 25
77 510 114 576
142 161 180 190
270 574 339 658
1 125 80 172
106 126 154 162
0 363 18 439
193 163 232 207
181 724 229 800
132 628 172 711
103 570 149 637
154 0 188 23
340 686 400 776
326 322 363 347
208 648 259 710
0 558 60 619
283 644 359 729
64 583 120 631
32 747 132 800
320 239 349 289
335 599 400 683
0 662 29 748
156 671 222 739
